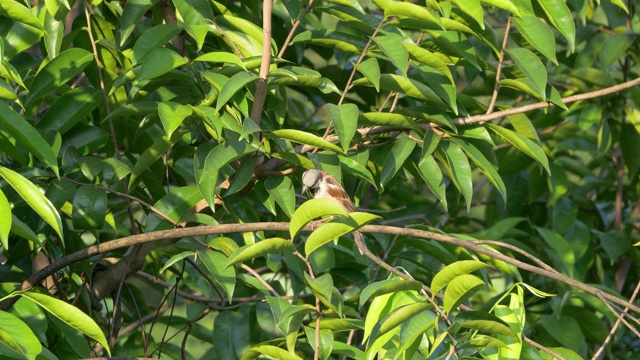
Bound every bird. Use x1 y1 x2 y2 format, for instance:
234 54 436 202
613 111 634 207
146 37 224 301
301 169 367 254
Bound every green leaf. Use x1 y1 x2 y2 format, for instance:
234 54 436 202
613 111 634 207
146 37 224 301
404 43 455 85
136 48 188 82
0 190 10 249
431 260 490 295
417 156 447 211
271 129 344 154
443 274 484 312
42 10 63 59
536 0 575 52
305 212 380 255
327 103 359 153
264 177 296 218
539 315 583 352
377 74 445 107
26 48 93 107
513 15 557 65
132 24 182 63
488 123 550 174
371 302 433 341
506 112 539 142
120 0 159 46
158 101 193 138
535 227 575 275
194 52 247 70
441 141 473 211
13 291 110 356
451 0 484 29
338 155 377 189
199 250 236 302
507 47 547 100
269 66 341 94
359 278 423 306
380 134 416 187
0 102 59 176
480 0 522 17
72 185 107 230
372 32 409 77
454 311 517 337
173 0 214 25
358 112 422 133
290 198 349 238
241 345 303 360
0 166 63 242
37 87 101 134
197 141 258 210
0 310 42 360
144 186 203 231
129 130 185 189
450 138 507 203
216 71 258 110
290 30 367 54
599 33 635 69
354 58 381 91
384 2 443 29
0 0 44 31
226 238 294 267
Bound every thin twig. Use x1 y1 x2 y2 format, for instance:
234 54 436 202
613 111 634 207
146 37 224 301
4 222 640 316
486 17 511 115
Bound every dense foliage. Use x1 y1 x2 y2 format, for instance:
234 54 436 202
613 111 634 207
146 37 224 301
1 0 639 359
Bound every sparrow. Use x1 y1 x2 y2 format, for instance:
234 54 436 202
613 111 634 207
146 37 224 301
301 169 367 254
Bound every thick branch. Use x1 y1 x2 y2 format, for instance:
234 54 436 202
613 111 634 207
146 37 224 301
3 222 639 316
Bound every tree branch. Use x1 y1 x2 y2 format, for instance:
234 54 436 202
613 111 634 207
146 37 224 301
3 222 640 318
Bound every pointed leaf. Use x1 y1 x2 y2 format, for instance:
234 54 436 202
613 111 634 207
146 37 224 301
132 24 182 63
264 176 296 218
197 141 258 210
431 260 490 295
354 57 380 91
0 103 58 176
72 185 107 230
200 250 236 302
26 48 93 107
488 123 550 174
507 47 547 100
372 32 409 77
327 103 359 152
226 238 294 267
120 0 158 46
536 0 575 52
158 101 193 138
13 291 110 356
360 278 423 306
271 129 344 154
513 15 557 64
380 134 416 187
0 190 10 249
216 71 259 110
443 274 484 312
290 198 348 238
0 166 63 242
455 311 517 337
450 138 507 203
136 48 188 82
441 141 473 211
417 156 447 211
305 212 380 255
129 130 185 188
0 310 42 360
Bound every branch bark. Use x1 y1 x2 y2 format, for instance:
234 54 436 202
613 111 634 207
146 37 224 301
3 222 640 318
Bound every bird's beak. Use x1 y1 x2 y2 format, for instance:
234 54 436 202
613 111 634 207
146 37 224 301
302 184 309 194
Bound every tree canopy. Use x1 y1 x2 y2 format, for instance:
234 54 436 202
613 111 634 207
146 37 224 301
0 0 639 359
